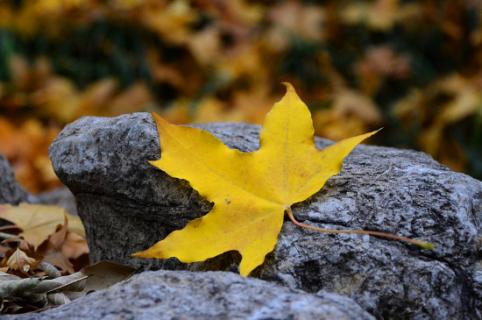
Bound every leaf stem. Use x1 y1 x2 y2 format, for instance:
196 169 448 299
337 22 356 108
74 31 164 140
285 207 433 249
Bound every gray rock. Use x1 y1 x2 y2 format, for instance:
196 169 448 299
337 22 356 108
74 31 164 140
9 270 373 320
49 113 482 319
0 155 28 204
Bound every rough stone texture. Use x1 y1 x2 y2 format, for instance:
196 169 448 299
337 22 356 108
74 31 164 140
9 270 373 320
0 155 29 204
49 113 482 319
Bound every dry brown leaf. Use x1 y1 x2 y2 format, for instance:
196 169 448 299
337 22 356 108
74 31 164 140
6 248 38 275
0 204 85 248
61 232 89 260
41 251 74 275
79 261 135 293
37 218 89 274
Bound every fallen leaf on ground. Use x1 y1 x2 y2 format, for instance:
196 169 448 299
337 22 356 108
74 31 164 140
5 249 38 275
0 204 85 248
0 260 133 314
37 217 89 274
79 261 135 294
60 232 89 261
133 83 377 276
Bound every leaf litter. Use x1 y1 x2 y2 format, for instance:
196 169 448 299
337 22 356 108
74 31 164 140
0 204 135 314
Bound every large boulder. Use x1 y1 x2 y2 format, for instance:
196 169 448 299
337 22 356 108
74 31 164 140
9 270 373 320
49 113 482 319
0 156 29 204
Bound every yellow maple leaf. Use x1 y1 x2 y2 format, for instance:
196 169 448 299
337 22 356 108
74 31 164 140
134 84 429 276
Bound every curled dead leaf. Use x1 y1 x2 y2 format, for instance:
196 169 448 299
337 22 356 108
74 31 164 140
6 248 38 275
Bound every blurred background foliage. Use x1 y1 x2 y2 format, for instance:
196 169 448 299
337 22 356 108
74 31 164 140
0 0 481 193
